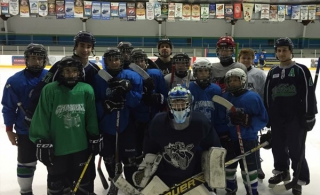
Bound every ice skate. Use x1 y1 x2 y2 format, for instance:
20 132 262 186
257 168 265 183
292 184 302 195
268 170 291 188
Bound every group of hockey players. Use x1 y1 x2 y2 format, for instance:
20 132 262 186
1 31 317 195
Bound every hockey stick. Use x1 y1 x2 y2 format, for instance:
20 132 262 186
71 154 93 195
272 57 320 194
170 65 175 89
97 156 109 190
185 69 192 89
5 84 27 115
212 95 253 195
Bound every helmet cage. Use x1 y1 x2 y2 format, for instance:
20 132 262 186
24 43 48 73
57 56 84 87
168 85 192 124
225 68 247 93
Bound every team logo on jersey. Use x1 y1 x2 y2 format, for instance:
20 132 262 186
55 104 85 129
163 142 194 170
193 101 215 121
288 68 295 77
247 82 254 90
271 84 297 100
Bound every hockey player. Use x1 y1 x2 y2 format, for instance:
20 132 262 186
258 49 266 70
222 68 268 195
117 41 134 68
164 53 191 90
238 48 267 180
29 57 102 195
150 38 173 75
92 47 143 195
133 85 221 194
1 43 48 195
24 31 99 193
211 36 247 93
264 37 317 195
130 48 168 156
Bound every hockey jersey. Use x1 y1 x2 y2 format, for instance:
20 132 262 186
154 57 172 76
247 66 266 100
164 72 193 90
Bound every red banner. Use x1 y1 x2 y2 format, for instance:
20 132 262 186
234 3 242 19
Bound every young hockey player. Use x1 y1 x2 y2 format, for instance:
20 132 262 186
24 31 99 193
150 38 173 75
238 48 267 180
1 43 48 195
92 47 143 195
258 49 266 70
222 68 268 195
264 37 317 195
117 41 134 68
29 57 102 195
129 48 168 156
133 85 221 194
211 36 247 93
164 53 191 90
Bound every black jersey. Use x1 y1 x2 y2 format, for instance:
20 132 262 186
143 111 220 187
153 58 172 76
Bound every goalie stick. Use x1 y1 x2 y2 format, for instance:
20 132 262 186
272 57 320 194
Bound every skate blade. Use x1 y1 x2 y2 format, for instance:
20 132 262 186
268 180 290 189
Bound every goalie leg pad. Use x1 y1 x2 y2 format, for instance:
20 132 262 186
202 147 227 189
141 176 169 195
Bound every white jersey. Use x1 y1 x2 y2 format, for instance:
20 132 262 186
164 72 193 90
247 66 266 101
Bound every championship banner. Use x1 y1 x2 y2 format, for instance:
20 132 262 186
309 5 316 20
316 5 320 16
9 0 19 16
191 4 200 21
300 5 308 20
84 1 91 17
233 3 242 19
56 0 65 19
260 4 269 19
74 0 83 17
136 2 146 20
215 4 224 18
118 2 126 20
47 0 55 16
91 1 101 20
209 4 215 18
38 0 48 17
146 2 154 20
174 3 182 19
269 5 277 21
154 2 161 18
291 5 300 20
101 2 110 20
161 2 168 17
65 0 74 18
1 0 9 15
20 0 30 17
182 3 191 20
278 5 285 22
126 3 136 21
255 4 261 13
29 0 38 17
111 2 119 17
200 4 209 21
224 4 233 21
167 3 175 22
243 3 254 21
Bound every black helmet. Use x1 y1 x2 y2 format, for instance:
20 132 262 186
73 31 96 56
24 43 48 73
274 37 294 52
57 56 84 88
131 48 147 60
172 53 190 65
157 38 172 49
103 47 123 75
117 42 133 51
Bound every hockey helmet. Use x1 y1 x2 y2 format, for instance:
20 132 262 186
225 68 247 93
274 37 294 52
172 53 190 77
102 47 123 75
157 38 173 50
131 48 148 69
73 31 96 56
216 36 236 64
192 58 212 88
57 56 83 88
24 43 48 73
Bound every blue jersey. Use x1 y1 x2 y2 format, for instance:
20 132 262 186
254 53 259 64
1 69 48 134
259 52 266 61
132 69 168 122
92 69 143 135
222 90 268 140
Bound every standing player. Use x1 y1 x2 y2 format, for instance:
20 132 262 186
222 68 268 195
258 49 266 70
92 48 143 195
164 53 191 90
253 50 259 68
211 36 247 93
1 44 48 195
264 37 317 195
29 57 102 195
117 41 134 69
150 38 173 76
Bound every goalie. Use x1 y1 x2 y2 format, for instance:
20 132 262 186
132 85 224 195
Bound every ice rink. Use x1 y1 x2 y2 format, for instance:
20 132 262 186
0 68 320 195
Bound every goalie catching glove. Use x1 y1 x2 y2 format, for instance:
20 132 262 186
228 108 251 127
132 153 162 188
36 139 54 167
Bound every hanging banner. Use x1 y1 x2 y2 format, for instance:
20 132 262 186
38 0 48 17
126 3 135 21
29 0 38 17
74 0 83 17
101 2 110 20
234 3 242 19
84 1 91 17
91 1 101 20
154 2 161 18
209 4 215 18
200 4 209 21
174 3 182 19
9 0 19 16
286 5 292 15
65 0 74 18
48 0 55 16
167 2 175 22
111 2 119 17
309 5 316 20
1 0 9 15
182 3 191 20
291 5 300 20
255 4 261 13
136 2 145 20
269 5 277 21
316 5 320 16
56 0 65 19
161 2 168 17
224 4 233 21
191 4 200 21
118 2 126 20
261 4 269 19
20 0 30 17
278 5 285 22
146 2 154 20
300 5 308 20
243 3 254 21
216 4 224 19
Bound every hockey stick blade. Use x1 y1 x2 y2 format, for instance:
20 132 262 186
98 69 113 82
185 69 192 89
97 156 109 190
129 63 150 80
212 95 235 112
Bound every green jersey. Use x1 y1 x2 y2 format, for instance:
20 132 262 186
29 81 99 156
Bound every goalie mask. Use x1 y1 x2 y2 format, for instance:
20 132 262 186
225 68 247 94
73 31 96 56
102 47 123 77
24 43 47 73
131 48 148 70
57 56 84 88
192 59 212 89
168 85 193 130
117 41 134 65
172 53 190 78
216 36 236 66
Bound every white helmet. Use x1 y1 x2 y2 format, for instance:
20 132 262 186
192 59 212 87
225 68 247 93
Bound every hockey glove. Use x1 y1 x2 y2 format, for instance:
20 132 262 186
142 93 164 106
103 98 124 114
108 78 132 95
219 134 235 155
89 134 104 155
228 108 252 127
260 130 272 149
143 77 155 94
301 113 316 131
36 139 54 167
